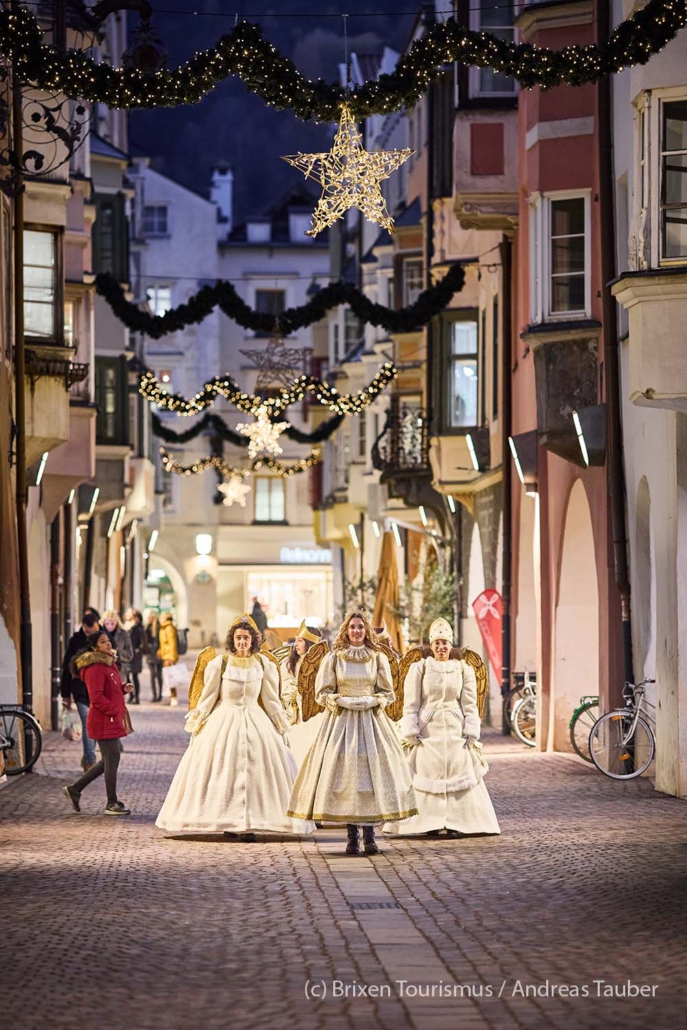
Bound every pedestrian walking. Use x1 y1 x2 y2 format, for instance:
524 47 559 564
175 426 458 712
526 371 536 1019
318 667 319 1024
250 597 268 635
61 612 101 771
287 607 417 855
123 608 145 705
145 612 164 702
156 615 313 839
62 631 134 816
383 618 500 839
158 612 179 706
102 610 134 680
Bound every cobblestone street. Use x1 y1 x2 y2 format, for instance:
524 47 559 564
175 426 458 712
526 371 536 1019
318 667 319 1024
2 674 687 1030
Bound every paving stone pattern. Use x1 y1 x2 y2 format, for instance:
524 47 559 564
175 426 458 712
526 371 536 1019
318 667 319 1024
2 667 687 1030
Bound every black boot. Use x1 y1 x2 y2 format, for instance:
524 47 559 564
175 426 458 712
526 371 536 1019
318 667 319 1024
363 825 379 855
345 824 361 855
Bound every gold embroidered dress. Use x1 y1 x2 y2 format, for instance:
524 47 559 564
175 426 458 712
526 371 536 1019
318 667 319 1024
156 653 313 835
280 654 326 766
287 646 417 824
384 657 500 836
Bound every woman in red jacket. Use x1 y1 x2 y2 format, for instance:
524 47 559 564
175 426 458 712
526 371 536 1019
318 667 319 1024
62 631 134 816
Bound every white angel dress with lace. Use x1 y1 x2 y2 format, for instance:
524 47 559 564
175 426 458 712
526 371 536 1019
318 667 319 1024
156 653 314 835
383 657 500 836
280 654 326 767
287 646 417 825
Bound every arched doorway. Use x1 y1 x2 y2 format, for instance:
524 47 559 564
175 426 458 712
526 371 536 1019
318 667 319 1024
144 554 189 629
514 493 537 676
553 480 599 751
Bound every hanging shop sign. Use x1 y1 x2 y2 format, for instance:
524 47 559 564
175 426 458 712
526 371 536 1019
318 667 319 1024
472 588 502 682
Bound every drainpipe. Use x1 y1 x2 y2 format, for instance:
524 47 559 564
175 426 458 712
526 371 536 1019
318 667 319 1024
598 0 634 685
63 498 74 645
500 237 513 732
13 63 32 713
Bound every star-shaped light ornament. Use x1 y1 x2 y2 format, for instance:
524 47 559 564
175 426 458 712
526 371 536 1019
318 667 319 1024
240 332 311 392
218 474 252 508
282 105 413 237
236 405 290 459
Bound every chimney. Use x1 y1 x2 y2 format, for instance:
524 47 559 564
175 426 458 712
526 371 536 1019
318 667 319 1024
210 162 233 237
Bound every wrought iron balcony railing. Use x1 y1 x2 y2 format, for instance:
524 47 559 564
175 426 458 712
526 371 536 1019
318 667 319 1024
371 406 430 478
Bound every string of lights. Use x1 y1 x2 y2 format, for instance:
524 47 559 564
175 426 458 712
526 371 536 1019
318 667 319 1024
96 264 466 336
160 446 322 478
0 3 684 118
140 362 397 417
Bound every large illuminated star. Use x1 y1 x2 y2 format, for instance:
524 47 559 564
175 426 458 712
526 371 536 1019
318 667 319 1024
240 334 311 392
282 105 413 237
236 405 289 459
218 474 252 508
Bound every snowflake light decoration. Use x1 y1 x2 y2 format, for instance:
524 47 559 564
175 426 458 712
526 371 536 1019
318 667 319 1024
236 405 289 459
218 474 252 508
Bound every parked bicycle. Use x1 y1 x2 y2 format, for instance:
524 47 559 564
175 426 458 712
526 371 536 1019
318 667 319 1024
568 695 600 762
503 672 535 734
511 675 536 748
0 706 42 776
589 679 656 780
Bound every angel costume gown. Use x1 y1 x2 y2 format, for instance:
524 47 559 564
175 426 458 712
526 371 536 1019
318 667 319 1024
287 646 417 824
156 652 314 835
384 657 500 836
280 654 326 767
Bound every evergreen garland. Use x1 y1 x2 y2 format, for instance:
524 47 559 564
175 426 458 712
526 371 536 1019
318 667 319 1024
140 362 397 417
1 3 685 117
96 265 466 337
152 410 345 446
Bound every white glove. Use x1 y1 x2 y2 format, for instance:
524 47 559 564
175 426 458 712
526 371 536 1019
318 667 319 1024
338 696 380 710
402 735 420 748
324 694 340 714
463 735 478 747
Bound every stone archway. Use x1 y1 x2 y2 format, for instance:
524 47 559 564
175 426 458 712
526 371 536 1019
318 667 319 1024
146 554 189 630
553 480 599 751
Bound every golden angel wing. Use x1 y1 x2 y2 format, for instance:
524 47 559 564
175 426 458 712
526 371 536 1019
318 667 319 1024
462 647 489 721
270 644 292 665
384 643 422 722
187 645 217 711
297 640 329 722
259 643 283 695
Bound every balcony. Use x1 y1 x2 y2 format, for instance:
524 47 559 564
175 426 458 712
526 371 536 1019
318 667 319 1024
612 269 687 411
372 406 446 516
24 348 89 467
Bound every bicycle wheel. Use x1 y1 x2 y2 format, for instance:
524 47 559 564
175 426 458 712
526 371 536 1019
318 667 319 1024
0 709 43 775
512 697 536 748
502 687 524 733
589 711 655 779
569 700 600 762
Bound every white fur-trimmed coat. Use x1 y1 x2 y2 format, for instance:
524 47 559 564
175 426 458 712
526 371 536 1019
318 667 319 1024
384 656 500 836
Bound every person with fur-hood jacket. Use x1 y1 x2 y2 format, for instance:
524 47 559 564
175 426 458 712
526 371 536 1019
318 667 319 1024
62 630 134 817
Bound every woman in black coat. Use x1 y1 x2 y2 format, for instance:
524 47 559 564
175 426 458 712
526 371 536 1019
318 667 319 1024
124 608 146 704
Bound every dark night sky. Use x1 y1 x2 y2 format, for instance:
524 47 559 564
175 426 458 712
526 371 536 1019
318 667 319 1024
128 1 418 221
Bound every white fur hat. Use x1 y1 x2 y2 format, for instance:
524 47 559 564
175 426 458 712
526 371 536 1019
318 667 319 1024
429 618 453 644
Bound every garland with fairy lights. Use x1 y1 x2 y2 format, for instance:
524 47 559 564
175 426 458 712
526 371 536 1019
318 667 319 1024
160 446 321 479
1 3 685 117
141 362 397 417
151 410 345 446
96 265 466 336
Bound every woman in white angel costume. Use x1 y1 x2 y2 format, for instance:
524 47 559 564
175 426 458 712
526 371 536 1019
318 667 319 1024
384 618 500 839
279 621 325 766
156 614 313 840
287 608 417 856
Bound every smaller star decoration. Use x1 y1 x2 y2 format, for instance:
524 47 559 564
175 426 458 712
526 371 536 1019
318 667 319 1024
236 405 290 459
240 333 311 392
218 474 252 508
282 104 413 237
